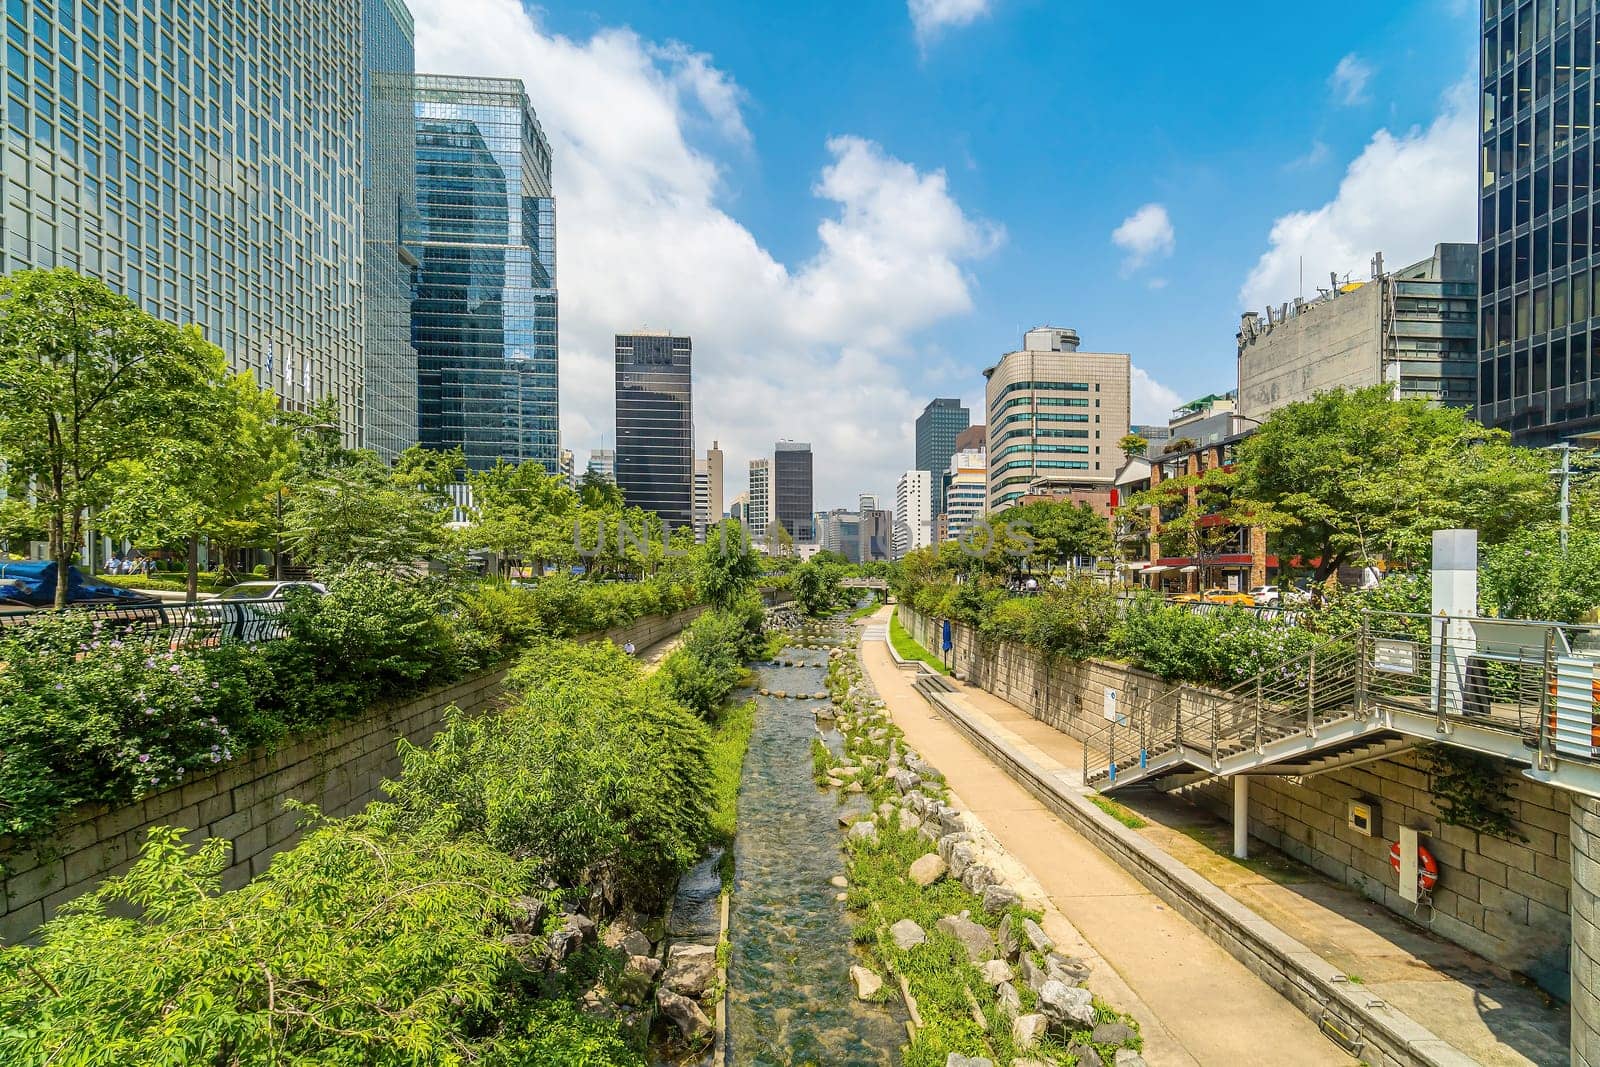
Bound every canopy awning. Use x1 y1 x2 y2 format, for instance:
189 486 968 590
1179 565 1200 574
1142 565 1173 576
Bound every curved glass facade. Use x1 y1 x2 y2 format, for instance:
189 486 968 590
412 74 558 471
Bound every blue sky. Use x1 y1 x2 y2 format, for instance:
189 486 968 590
414 0 1480 507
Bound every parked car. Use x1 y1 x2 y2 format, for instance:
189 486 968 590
0 560 159 608
1173 588 1255 607
211 580 327 603
1251 585 1282 607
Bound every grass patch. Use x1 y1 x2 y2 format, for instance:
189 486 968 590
707 698 757 851
889 612 951 676
1090 795 1148 829
848 595 882 623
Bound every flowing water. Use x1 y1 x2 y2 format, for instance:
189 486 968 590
724 631 903 1066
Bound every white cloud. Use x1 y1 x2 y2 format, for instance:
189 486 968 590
1131 365 1183 426
1111 204 1175 275
1238 81 1475 311
410 0 1012 508
1285 139 1331 170
1329 53 1374 106
908 0 992 46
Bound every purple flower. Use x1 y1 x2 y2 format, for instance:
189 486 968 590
211 682 220 690
137 753 150 763
209 752 221 763
169 665 182 674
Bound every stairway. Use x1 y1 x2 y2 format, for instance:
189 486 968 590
1081 632 1405 792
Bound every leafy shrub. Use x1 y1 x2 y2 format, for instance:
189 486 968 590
1111 595 1319 688
0 615 272 839
0 819 541 1064
658 606 764 718
384 638 713 903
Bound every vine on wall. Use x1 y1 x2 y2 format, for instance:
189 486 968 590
1417 744 1526 841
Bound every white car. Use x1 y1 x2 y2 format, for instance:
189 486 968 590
1250 585 1281 607
211 580 327 602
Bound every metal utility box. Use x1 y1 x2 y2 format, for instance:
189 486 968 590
1347 798 1379 838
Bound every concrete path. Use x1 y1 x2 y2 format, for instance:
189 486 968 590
859 608 1354 1067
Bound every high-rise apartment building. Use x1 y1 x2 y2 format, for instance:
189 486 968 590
615 332 694 527
747 459 773 541
942 448 988 543
774 441 815 542
1480 6 1600 441
916 398 970 518
0 0 408 444
894 470 933 559
559 448 576 488
707 441 725 523
983 328 1130 513
1237 245 1477 420
362 0 422 459
412 75 558 472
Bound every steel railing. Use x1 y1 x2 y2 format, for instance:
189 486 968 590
0 598 294 647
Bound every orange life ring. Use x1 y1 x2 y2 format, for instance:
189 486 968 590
1389 840 1439 892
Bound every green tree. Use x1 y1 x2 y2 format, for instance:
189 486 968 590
101 373 294 599
791 559 842 616
697 519 761 610
282 452 449 571
576 468 625 510
469 460 579 578
1481 526 1600 622
1121 467 1262 588
1117 432 1149 461
0 269 223 606
1001 500 1113 574
1233 386 1552 580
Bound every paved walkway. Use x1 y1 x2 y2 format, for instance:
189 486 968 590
861 607 1567 1067
858 609 1354 1067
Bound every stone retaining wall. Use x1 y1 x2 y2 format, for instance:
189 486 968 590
899 606 1574 996
0 606 705 942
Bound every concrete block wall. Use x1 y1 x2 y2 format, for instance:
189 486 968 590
0 606 705 943
0 667 508 944
1180 755 1572 996
900 605 1575 997
900 607 1168 742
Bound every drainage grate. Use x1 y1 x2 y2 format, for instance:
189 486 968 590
1318 1011 1364 1057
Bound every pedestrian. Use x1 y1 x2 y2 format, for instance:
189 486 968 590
624 641 636 657
107 555 121 575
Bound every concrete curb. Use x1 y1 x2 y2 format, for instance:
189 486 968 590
903 663 1478 1067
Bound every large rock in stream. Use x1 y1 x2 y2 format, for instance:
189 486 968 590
935 913 993 963
662 942 717 998
656 987 712 1043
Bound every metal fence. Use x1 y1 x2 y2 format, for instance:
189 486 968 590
0 598 294 647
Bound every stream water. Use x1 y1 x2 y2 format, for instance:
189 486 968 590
723 629 904 1066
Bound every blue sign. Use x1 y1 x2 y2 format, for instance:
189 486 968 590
942 620 953 652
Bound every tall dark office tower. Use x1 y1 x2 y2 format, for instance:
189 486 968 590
363 0 421 460
616 333 694 527
915 399 971 516
412 75 559 471
774 441 815 542
1479 4 1600 441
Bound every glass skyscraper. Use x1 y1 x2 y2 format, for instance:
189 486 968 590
1479 1 1600 441
412 74 558 472
615 332 693 527
362 0 421 460
0 0 394 439
915 398 970 517
774 440 814 542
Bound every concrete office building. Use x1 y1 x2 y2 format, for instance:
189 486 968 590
0 0 418 447
1237 244 1477 420
615 332 694 527
916 398 970 517
894 469 933 558
942 447 988 543
728 491 749 527
586 448 616 484
707 441 724 522
955 424 987 453
774 441 815 542
863 509 895 562
1480 5 1600 442
747 459 773 541
859 493 881 515
820 509 864 563
558 448 575 488
693 459 711 541
413 75 559 470
983 328 1131 513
